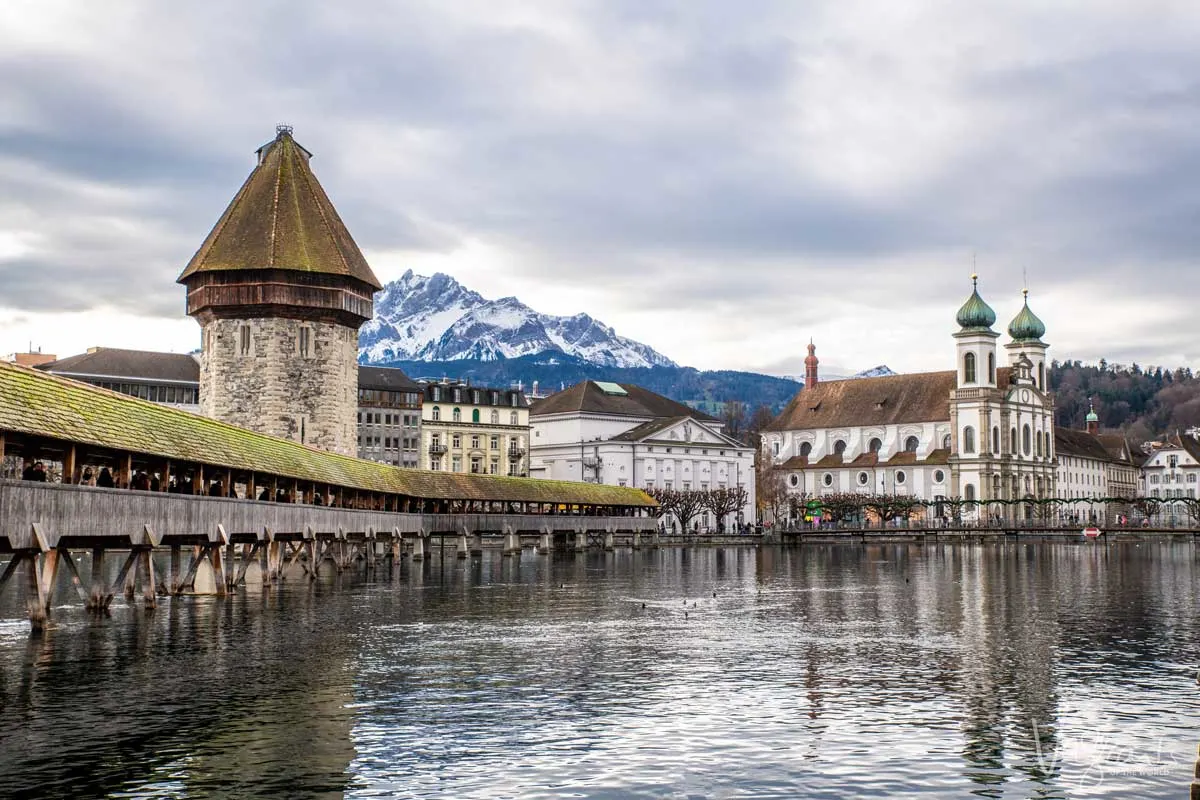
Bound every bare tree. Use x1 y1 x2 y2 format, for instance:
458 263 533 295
756 464 789 525
703 487 742 532
674 490 708 533
721 401 748 444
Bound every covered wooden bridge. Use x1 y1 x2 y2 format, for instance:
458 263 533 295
0 361 658 629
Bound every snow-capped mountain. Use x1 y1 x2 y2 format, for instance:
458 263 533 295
851 365 897 379
359 270 677 368
781 365 897 384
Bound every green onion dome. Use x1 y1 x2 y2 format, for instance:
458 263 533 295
956 274 996 330
1085 404 1099 423
1007 290 1046 340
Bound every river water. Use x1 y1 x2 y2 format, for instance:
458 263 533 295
0 541 1197 799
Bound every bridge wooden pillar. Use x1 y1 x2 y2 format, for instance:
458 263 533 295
574 531 586 552
470 531 483 558
632 531 642 550
537 531 551 555
604 531 615 551
456 532 470 559
411 533 426 562
502 528 520 557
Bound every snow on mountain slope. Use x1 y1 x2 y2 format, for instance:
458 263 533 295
358 270 676 368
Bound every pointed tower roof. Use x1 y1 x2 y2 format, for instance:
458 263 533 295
955 274 996 331
178 126 381 290
1007 289 1046 341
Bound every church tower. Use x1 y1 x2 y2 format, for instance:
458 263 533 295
949 275 1000 505
804 341 819 387
178 127 382 456
1005 289 1049 391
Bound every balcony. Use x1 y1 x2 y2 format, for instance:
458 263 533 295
428 443 447 455
508 448 526 461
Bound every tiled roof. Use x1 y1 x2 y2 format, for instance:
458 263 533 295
1175 431 1200 464
530 381 719 422
1095 433 1134 465
423 382 529 408
767 368 1015 432
0 361 653 507
178 130 381 290
40 348 200 384
358 366 420 392
1054 428 1112 462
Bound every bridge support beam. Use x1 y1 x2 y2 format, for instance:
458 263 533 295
604 531 615 552
632 531 642 551
456 533 469 559
537 532 551 555
411 535 426 562
502 529 521 556
470 532 483 558
574 532 586 552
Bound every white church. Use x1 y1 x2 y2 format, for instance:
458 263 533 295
762 277 1058 520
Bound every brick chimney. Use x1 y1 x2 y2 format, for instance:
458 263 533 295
804 340 819 387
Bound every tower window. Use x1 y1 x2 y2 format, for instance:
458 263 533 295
1023 424 1032 456
1038 362 1045 389
833 440 847 456
992 426 1000 454
799 442 812 458
963 352 977 384
298 326 312 358
988 352 995 384
963 426 976 454
869 437 882 454
905 436 920 453
239 324 252 356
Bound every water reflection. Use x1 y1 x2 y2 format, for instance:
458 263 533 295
0 542 1196 798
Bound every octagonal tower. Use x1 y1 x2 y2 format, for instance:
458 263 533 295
178 126 381 455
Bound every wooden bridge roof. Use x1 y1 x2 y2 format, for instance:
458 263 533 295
0 361 654 507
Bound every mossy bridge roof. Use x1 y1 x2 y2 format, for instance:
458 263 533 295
0 361 654 508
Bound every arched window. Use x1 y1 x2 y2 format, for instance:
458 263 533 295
963 352 977 384
988 352 995 384
1010 428 1018 455
1038 362 1045 389
941 434 951 450
472 408 480 423
992 426 1000 454
963 426 976 454
869 437 882 453
964 484 976 502
1023 424 1032 456
799 442 812 458
490 410 499 424
453 407 462 422
1036 431 1043 457
905 436 920 453
432 406 441 421
834 440 847 456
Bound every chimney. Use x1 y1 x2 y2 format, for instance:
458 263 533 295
532 380 540 397
804 340 819 387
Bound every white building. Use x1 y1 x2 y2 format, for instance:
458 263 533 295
1141 433 1200 501
763 278 1058 522
529 381 755 530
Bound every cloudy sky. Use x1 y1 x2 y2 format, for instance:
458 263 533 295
2 0 1198 376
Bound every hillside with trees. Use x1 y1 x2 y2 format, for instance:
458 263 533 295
1049 360 1200 442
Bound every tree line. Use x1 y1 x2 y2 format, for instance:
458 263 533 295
644 486 749 532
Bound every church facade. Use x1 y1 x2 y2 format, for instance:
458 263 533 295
763 278 1057 520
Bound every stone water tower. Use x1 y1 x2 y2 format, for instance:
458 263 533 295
178 126 381 455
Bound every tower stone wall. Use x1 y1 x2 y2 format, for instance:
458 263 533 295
199 316 358 455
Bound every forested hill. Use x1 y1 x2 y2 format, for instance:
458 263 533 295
1050 360 1200 440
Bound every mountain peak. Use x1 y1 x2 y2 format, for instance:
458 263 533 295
359 272 677 368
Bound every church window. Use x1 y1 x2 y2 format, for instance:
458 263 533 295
992 426 1000 454
799 442 812 458
905 436 920 453
432 406 441 421
963 352 977 384
472 408 480 423
1023 424 1032 456
453 407 462 422
1036 432 1043 457
941 434 951 450
869 437 882 454
988 352 995 384
934 470 945 484
895 471 906 485
963 426 976 454
964 484 976 502
1011 428 1018 455
490 410 499 424
789 474 800 488
822 473 833 487
1038 362 1045 389
858 471 869 485
834 440 847 456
